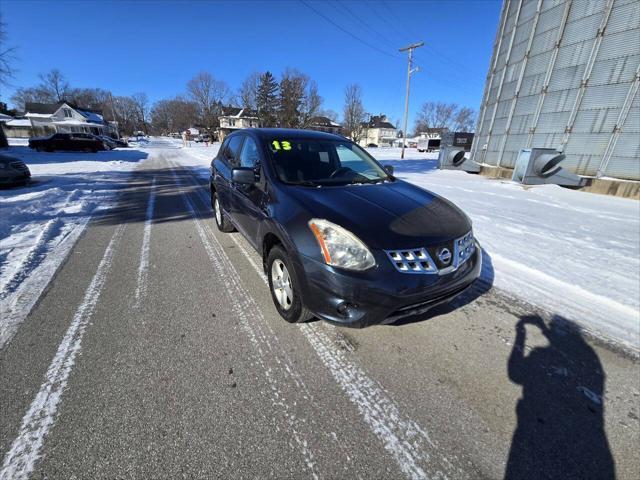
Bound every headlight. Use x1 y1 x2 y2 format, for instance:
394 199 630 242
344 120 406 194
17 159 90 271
308 219 375 271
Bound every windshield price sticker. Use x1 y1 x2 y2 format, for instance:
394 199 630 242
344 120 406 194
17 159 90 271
272 140 292 151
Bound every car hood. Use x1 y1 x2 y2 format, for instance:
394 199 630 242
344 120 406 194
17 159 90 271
285 180 472 249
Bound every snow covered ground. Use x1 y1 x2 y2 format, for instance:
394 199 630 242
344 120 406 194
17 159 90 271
173 139 640 352
0 140 148 348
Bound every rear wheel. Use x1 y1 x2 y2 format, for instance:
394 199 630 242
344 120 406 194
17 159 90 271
267 245 313 324
212 190 234 232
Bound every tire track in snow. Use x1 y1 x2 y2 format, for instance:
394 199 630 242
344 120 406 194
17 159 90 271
133 176 156 308
0 190 94 350
0 218 63 298
172 163 461 479
169 166 323 479
0 224 125 480
0 217 92 350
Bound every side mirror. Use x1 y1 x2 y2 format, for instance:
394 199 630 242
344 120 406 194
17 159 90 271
383 165 394 175
232 167 256 185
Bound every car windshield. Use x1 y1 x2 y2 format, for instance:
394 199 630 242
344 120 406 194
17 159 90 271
265 138 390 186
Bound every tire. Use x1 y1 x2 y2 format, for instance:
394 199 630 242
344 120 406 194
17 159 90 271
212 190 234 232
267 245 313 324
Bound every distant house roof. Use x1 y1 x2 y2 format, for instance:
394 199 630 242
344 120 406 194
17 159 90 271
309 116 340 128
362 115 395 129
0 113 13 122
24 101 105 123
5 119 32 127
220 106 258 118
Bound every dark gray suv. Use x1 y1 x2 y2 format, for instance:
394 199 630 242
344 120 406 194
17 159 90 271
0 154 31 187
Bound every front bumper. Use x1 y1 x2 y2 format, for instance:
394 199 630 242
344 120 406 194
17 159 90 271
293 242 482 328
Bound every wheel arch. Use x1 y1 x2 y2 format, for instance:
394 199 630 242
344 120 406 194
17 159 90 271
262 232 284 272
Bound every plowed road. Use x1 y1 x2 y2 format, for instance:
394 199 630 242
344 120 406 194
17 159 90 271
1 143 638 480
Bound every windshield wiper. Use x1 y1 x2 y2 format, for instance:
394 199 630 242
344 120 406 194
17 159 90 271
291 180 323 187
347 177 386 185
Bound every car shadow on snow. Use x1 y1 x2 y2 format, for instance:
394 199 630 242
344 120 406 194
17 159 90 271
388 248 495 327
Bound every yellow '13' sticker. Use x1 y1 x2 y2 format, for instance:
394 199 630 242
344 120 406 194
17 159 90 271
272 140 292 151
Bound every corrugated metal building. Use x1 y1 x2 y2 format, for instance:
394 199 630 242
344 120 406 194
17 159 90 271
470 0 640 181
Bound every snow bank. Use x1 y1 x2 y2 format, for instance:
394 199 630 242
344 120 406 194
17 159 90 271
0 145 148 348
173 140 640 351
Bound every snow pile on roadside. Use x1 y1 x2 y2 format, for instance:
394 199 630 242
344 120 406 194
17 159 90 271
0 144 148 348
173 140 640 351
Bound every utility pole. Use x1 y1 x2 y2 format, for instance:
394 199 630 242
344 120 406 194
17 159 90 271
399 41 424 159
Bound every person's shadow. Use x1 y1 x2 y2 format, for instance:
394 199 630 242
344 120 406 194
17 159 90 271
505 315 616 479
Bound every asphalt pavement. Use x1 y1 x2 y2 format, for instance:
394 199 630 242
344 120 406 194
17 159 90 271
1 146 638 480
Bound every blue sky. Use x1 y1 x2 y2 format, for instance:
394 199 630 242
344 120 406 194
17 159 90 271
1 0 501 125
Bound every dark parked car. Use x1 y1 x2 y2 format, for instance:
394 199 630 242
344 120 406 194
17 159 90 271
97 135 118 150
0 154 31 186
210 129 481 327
113 137 129 148
28 133 106 153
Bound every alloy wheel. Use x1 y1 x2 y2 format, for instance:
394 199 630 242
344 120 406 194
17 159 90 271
214 197 222 226
271 259 293 310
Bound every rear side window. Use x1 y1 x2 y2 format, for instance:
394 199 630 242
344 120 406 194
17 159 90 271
223 136 244 167
239 137 260 168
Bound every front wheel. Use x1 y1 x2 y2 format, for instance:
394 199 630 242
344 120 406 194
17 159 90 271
267 246 313 324
212 190 234 232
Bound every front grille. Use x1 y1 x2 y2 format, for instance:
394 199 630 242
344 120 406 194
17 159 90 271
386 231 475 275
386 248 437 273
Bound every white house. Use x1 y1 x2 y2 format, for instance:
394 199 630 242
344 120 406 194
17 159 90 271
358 115 397 147
23 102 116 137
217 107 259 141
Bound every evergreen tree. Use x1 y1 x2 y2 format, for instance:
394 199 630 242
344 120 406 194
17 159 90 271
278 73 305 129
256 71 279 127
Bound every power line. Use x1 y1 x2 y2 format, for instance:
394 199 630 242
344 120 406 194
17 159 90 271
372 1 481 88
331 0 400 53
298 0 402 61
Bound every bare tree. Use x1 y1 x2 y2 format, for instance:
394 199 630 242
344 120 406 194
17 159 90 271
150 96 198 134
131 92 149 132
67 88 111 109
413 101 476 134
187 71 230 132
239 72 261 110
38 69 70 102
112 96 141 136
343 84 366 142
10 87 50 110
0 14 16 88
453 106 476 132
300 79 322 128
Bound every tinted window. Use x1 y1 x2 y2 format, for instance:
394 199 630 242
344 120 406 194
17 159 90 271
223 136 244 166
265 138 389 185
239 137 260 168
